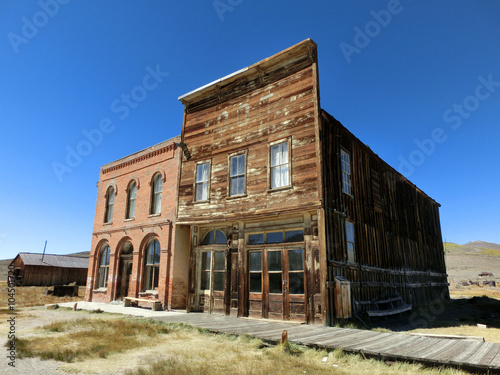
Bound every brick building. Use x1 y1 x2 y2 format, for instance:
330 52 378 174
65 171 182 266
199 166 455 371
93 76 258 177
84 137 190 310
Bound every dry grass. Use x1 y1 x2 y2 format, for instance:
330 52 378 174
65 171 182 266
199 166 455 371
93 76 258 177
122 330 468 375
449 286 500 299
11 315 471 375
0 281 84 313
15 318 170 362
408 325 500 345
479 248 500 256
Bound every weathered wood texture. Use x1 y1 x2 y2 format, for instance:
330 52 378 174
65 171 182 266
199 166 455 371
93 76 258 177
11 263 87 286
177 46 321 223
320 111 448 318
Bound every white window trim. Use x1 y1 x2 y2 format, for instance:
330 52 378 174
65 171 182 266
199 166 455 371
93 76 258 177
227 150 248 199
268 137 292 192
194 160 211 203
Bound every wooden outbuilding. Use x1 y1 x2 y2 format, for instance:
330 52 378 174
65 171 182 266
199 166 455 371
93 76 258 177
9 252 88 286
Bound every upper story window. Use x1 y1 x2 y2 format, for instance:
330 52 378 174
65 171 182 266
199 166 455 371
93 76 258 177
126 181 137 219
144 239 160 291
150 174 162 214
341 149 352 195
229 154 245 196
98 244 110 288
270 141 290 189
195 162 210 201
104 187 115 223
345 221 355 262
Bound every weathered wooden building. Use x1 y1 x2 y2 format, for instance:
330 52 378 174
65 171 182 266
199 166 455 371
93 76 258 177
9 253 88 286
176 39 448 324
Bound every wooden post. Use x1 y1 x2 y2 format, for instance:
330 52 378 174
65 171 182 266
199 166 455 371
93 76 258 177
281 330 288 344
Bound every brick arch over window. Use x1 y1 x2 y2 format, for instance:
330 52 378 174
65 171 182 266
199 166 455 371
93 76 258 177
103 181 118 197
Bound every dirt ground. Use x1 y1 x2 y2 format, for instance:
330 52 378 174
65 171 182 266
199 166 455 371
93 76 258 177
446 252 500 286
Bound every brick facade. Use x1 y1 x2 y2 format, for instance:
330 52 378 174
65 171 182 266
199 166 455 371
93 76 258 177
84 136 189 310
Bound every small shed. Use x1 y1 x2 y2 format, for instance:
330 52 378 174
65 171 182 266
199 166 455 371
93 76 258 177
9 253 89 286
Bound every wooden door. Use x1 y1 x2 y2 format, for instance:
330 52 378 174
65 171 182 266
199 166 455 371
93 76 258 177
251 249 306 321
198 251 226 314
286 249 306 321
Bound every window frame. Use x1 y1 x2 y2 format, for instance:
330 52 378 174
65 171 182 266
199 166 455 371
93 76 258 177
268 138 292 191
341 149 352 196
345 220 356 263
126 180 137 219
227 151 247 198
195 161 211 203
143 239 161 292
98 244 110 289
104 187 115 224
246 229 304 246
150 173 163 215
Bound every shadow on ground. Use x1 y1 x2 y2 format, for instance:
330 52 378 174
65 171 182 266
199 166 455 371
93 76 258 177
356 296 500 332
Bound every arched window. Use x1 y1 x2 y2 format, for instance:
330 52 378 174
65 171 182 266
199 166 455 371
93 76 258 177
151 174 162 214
98 244 110 288
144 239 160 291
126 181 137 219
201 230 227 245
104 187 115 223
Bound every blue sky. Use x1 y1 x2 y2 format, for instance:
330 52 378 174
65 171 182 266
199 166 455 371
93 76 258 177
1 0 499 259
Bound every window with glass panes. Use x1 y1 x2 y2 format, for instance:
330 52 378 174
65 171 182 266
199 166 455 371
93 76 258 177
270 141 289 188
249 251 262 293
341 150 352 195
201 230 227 246
200 252 211 290
288 249 304 294
213 252 225 291
104 187 115 223
345 221 355 262
126 181 137 219
268 251 282 294
247 230 304 245
98 244 110 288
229 154 245 196
151 174 162 214
196 162 210 201
144 239 160 290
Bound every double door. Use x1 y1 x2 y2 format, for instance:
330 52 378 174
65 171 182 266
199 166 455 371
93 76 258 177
249 248 305 321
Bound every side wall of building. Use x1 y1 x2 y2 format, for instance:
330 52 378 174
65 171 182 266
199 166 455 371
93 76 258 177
320 111 448 320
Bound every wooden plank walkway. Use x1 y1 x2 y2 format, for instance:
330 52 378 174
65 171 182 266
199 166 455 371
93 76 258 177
63 302 500 373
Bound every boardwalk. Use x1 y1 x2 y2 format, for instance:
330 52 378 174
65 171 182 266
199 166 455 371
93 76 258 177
62 302 500 373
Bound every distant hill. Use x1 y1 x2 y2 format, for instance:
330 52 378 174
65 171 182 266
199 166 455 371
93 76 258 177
444 241 500 256
463 241 500 251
